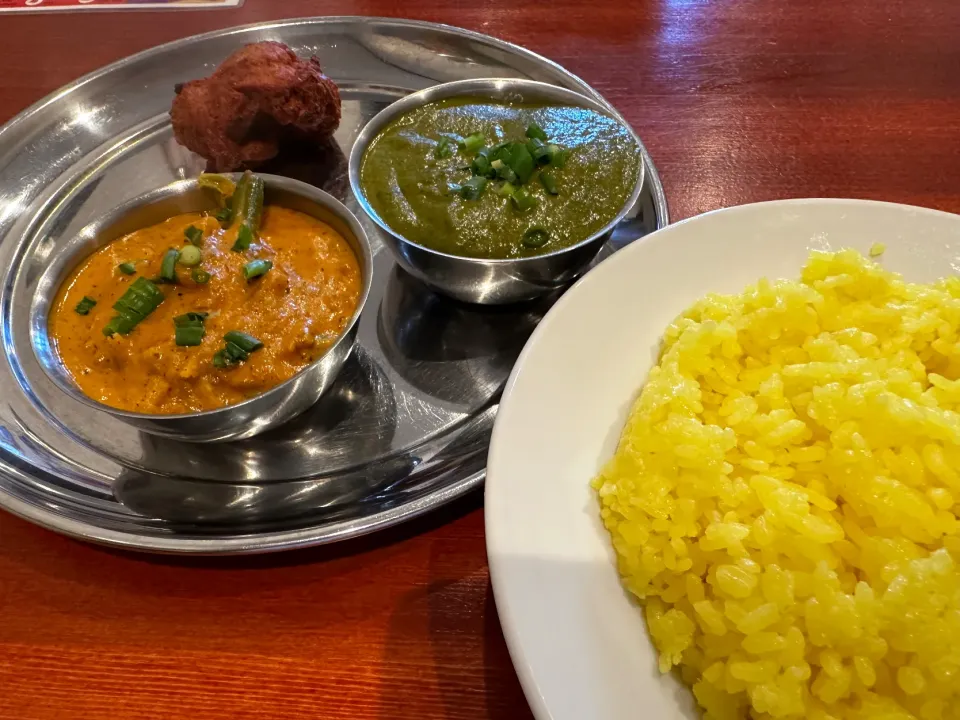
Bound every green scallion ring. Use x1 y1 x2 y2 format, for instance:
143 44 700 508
178 244 202 267
159 248 179 282
522 228 550 249
191 268 211 285
242 259 273 281
459 133 485 154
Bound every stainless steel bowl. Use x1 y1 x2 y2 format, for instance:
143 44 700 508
29 174 373 443
348 78 645 305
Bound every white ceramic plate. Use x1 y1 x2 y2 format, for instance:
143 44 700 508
485 199 960 720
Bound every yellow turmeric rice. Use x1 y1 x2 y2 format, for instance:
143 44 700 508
593 249 960 720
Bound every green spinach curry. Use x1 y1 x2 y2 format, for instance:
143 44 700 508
359 98 641 259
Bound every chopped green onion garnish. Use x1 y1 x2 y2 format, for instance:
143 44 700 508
213 331 264 367
551 147 569 169
492 159 518 185
175 311 208 324
224 331 264 353
117 262 137 276
506 143 535 184
459 176 488 201
243 259 273 280
511 187 536 213
113 277 165 317
173 312 208 347
191 268 211 285
159 248 179 282
522 228 550 248
184 225 203 246
471 154 493 178
498 182 517 198
175 326 205 347
540 171 559 195
74 296 97 315
178 244 202 267
232 224 254 252
459 133 485 154
532 143 555 165
526 124 548 142
102 277 164 336
435 136 454 158
103 316 137 336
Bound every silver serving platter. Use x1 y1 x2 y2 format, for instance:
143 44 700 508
0 17 668 553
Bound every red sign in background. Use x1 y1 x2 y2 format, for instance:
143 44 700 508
0 0 241 10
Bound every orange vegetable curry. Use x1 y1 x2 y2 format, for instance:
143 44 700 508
50 206 362 414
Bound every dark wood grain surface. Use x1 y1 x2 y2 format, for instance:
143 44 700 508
2 1 960 718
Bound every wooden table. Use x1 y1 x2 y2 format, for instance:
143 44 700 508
2 1 960 718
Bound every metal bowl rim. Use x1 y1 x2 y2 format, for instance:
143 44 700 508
347 77 646 266
29 173 374 423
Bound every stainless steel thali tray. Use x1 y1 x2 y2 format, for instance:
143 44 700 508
0 17 667 553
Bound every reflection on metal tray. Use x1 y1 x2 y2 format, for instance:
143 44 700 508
0 17 668 553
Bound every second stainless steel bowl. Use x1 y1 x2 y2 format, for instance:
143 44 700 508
29 174 373 443
348 78 645 305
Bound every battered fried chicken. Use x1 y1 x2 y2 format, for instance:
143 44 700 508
171 41 342 172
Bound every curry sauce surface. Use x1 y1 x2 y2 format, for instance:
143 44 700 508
360 98 641 259
50 206 361 414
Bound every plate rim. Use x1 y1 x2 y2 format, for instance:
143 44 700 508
485 197 960 720
0 15 668 554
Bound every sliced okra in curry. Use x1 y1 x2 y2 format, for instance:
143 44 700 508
198 173 238 225
230 171 265 252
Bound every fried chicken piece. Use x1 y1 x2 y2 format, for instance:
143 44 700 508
171 41 341 172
